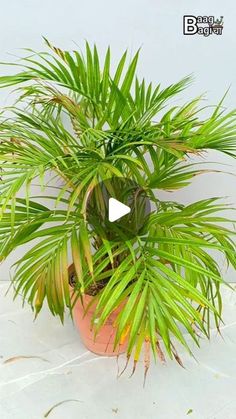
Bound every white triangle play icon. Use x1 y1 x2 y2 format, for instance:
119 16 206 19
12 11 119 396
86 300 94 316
108 198 131 222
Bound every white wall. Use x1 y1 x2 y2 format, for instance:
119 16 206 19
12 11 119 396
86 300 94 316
0 0 236 281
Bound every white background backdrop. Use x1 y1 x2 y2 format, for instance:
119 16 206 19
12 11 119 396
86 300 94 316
0 0 236 280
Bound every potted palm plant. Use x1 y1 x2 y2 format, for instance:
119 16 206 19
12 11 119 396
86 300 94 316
0 39 236 379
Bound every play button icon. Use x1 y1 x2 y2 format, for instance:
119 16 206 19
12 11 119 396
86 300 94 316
108 198 131 222
86 177 151 241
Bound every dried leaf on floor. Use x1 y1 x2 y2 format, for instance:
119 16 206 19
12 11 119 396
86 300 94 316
3 355 49 364
44 399 82 417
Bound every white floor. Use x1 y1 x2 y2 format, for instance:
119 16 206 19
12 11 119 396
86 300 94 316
0 283 236 419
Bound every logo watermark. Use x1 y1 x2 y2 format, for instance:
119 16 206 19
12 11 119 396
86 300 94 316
183 15 224 37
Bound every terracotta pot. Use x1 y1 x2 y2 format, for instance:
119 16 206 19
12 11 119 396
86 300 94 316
71 292 128 356
67 260 128 356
